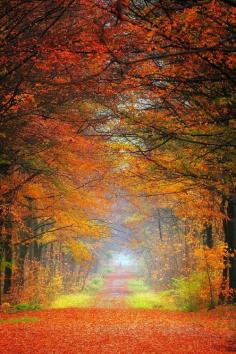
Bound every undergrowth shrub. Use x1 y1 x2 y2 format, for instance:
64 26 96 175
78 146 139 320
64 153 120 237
12 262 64 306
171 244 225 311
172 272 211 311
46 272 63 302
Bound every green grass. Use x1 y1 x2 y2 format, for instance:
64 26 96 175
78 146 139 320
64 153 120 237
102 267 113 274
128 279 151 293
84 277 104 293
0 316 39 325
127 279 177 310
126 290 178 310
51 293 95 309
13 303 42 312
50 276 105 309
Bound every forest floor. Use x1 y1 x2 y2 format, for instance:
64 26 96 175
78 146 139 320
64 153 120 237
0 272 236 354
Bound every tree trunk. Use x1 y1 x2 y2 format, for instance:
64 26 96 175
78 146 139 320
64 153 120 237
49 243 55 276
225 196 236 302
33 241 42 262
204 224 213 248
0 219 4 305
157 208 163 241
220 195 236 303
3 215 13 294
17 244 28 288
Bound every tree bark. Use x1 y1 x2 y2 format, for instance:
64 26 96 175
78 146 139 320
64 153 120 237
225 195 236 302
16 244 28 288
204 224 213 248
220 195 236 303
0 218 4 305
3 214 13 294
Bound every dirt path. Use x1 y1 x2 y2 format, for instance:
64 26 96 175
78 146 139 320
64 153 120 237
95 271 133 308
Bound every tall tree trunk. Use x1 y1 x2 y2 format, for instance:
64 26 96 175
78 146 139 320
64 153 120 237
204 224 213 249
0 218 4 305
157 208 163 241
49 243 55 276
33 241 42 262
17 244 28 288
201 223 215 307
220 195 236 303
224 195 236 302
3 214 13 294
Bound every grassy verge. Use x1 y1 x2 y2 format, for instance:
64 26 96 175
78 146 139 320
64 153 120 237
0 316 39 325
126 290 177 310
51 276 105 309
84 276 105 293
128 279 151 293
13 303 42 312
51 293 95 309
127 278 177 310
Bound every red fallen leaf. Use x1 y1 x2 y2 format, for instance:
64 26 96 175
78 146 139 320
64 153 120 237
0 306 235 354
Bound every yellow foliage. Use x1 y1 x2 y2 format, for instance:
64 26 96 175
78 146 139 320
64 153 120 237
66 239 92 263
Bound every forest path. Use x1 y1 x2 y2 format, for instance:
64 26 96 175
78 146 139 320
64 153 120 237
95 271 134 308
0 306 235 353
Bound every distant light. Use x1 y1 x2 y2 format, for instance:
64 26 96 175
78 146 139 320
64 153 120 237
113 253 134 267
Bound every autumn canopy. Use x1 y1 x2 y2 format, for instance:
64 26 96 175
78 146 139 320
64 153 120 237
0 0 236 309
